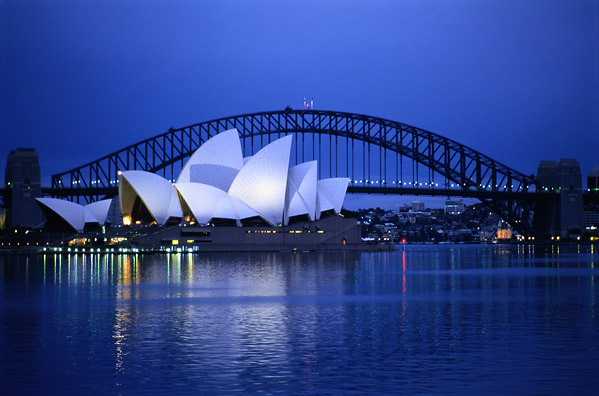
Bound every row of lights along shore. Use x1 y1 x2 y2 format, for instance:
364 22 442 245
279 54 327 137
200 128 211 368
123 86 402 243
41 247 202 254
34 240 597 256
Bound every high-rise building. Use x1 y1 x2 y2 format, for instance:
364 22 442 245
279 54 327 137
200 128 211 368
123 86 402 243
411 201 425 211
584 211 599 228
4 148 43 228
588 166 599 195
533 158 584 238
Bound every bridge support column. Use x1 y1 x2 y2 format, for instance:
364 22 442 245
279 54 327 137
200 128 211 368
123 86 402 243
534 159 584 239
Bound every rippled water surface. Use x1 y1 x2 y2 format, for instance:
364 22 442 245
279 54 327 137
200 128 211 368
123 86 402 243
1 245 598 395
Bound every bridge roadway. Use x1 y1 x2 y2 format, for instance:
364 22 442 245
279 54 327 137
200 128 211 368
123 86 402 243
32 185 551 201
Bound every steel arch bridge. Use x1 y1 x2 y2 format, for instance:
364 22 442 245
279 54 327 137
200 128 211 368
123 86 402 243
50 109 551 237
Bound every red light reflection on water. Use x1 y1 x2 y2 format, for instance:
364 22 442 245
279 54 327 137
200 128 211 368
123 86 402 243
400 250 407 331
402 250 406 293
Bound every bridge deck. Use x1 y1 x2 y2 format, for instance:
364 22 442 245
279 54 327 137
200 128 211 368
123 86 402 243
30 186 553 200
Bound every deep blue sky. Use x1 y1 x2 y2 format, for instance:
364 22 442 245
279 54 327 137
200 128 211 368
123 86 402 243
1 0 597 208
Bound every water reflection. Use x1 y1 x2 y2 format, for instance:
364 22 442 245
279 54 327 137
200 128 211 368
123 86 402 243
0 246 598 394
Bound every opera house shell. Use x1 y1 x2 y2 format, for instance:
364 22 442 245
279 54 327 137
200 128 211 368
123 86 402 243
36 129 349 232
120 129 349 227
35 197 112 232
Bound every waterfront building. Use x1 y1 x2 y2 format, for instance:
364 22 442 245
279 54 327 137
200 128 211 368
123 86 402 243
35 198 112 232
411 201 425 211
584 211 599 228
3 148 42 228
445 199 464 215
35 129 350 235
588 166 599 195
534 159 584 238
497 228 512 240
119 130 348 227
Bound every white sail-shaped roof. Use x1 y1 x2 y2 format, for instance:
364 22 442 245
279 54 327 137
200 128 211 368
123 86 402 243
174 182 227 224
84 210 97 224
315 192 333 220
119 171 179 225
189 164 239 192
35 198 111 231
177 129 243 183
114 133 350 228
212 194 259 221
228 135 292 226
284 161 317 225
168 188 183 219
35 198 88 232
85 199 112 225
316 178 349 219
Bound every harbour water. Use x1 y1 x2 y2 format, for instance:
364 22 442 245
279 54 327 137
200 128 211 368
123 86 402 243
1 245 598 394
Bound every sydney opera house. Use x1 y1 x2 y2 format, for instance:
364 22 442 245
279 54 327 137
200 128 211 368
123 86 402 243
35 130 364 251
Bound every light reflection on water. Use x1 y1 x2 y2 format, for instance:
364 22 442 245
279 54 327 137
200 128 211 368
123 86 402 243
1 245 598 395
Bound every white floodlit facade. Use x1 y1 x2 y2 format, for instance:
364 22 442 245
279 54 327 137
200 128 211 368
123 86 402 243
316 178 350 219
228 135 292 226
37 129 350 231
175 182 227 224
177 129 243 185
85 199 112 225
35 197 112 232
285 161 317 225
119 170 182 225
189 164 239 192
211 194 259 222
122 130 347 227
